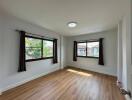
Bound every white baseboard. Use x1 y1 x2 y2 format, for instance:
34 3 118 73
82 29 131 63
1 68 59 94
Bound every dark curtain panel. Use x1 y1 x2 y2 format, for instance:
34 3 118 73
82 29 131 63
18 31 26 72
98 38 104 65
73 41 77 61
53 39 58 64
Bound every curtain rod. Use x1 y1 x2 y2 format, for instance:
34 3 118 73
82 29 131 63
15 30 56 40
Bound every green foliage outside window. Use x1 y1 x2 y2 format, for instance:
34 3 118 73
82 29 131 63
25 37 53 60
43 40 53 57
26 37 42 59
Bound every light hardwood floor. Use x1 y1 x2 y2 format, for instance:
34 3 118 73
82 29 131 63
0 67 125 100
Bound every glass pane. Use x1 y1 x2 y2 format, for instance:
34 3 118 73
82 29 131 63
77 43 86 56
26 48 41 60
87 42 99 57
25 37 41 48
43 40 53 57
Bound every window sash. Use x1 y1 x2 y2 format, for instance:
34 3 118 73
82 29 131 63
77 42 87 56
43 40 53 58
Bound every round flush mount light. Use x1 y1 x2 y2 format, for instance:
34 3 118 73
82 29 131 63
67 22 77 28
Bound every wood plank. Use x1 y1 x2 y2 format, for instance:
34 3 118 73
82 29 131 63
0 67 125 100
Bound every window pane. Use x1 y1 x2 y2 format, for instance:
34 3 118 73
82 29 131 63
77 43 86 56
87 42 99 57
25 37 42 60
43 40 53 57
26 48 41 60
25 37 41 48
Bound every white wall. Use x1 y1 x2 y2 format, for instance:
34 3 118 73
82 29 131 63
122 1 132 99
60 36 67 69
117 21 123 82
0 14 63 93
121 11 132 100
66 29 117 76
117 1 132 99
0 12 5 93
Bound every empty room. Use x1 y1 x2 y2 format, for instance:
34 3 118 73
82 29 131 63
0 0 132 100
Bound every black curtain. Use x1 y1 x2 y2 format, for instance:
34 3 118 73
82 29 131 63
98 38 104 65
73 41 77 61
18 31 26 72
53 39 58 64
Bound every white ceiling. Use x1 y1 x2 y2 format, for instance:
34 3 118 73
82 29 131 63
0 0 128 36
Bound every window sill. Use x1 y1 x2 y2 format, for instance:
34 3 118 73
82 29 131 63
77 56 99 59
26 57 53 62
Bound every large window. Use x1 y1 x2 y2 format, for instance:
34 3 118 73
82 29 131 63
77 41 99 58
25 36 53 61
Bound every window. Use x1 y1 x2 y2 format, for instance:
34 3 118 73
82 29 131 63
25 36 53 61
43 40 53 57
87 42 99 57
26 37 42 60
77 42 86 56
77 41 99 58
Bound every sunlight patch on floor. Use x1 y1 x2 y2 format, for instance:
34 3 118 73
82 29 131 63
67 69 92 77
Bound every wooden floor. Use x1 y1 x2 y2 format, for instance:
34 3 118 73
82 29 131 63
0 67 125 100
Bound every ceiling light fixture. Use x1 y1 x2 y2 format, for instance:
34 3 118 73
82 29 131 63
67 22 77 28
